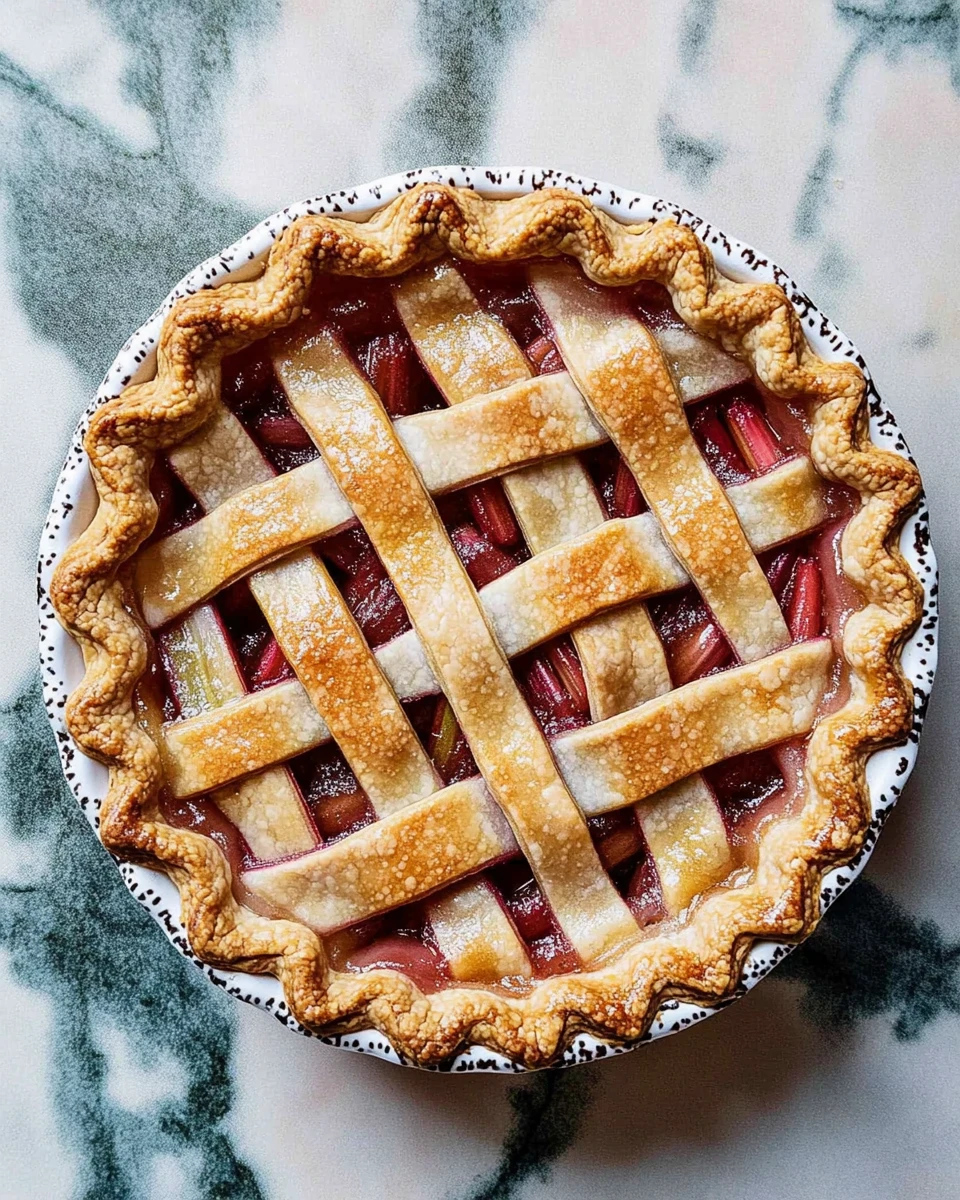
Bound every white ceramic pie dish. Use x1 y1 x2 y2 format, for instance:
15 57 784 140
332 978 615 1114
37 166 939 1073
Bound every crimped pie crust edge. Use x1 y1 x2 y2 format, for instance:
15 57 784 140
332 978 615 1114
49 183 923 1069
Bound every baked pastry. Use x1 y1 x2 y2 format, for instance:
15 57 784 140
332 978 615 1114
52 184 922 1068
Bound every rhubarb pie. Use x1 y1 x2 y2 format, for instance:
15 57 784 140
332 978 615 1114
52 184 922 1068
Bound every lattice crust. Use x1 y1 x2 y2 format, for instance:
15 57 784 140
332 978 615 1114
273 324 639 963
136 414 824 630
245 640 830 928
153 605 315 858
51 185 922 1068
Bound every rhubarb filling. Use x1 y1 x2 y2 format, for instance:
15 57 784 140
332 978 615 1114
143 260 863 991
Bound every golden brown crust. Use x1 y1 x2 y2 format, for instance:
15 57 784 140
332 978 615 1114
51 184 922 1068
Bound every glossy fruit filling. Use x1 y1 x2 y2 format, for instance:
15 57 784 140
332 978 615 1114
147 260 863 991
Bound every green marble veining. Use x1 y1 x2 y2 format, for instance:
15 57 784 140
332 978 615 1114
795 0 960 296
658 1 726 188
1 677 265 1200
0 0 277 383
0 51 256 384
782 878 960 1039
384 0 541 170
0 1 953 1196
0 2 274 1194
470 879 960 1199
656 110 725 188
464 1072 596 1200
677 0 719 73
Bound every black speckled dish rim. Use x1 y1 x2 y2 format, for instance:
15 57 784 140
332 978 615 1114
36 166 940 1073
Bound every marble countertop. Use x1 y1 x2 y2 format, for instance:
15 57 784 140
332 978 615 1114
1 2 958 1197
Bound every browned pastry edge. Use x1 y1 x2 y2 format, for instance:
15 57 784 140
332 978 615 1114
50 185 922 1069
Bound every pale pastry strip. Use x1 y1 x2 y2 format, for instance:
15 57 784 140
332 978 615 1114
652 325 750 403
392 260 532 402
372 631 437 702
244 780 519 935
395 261 672 721
158 606 315 859
571 607 667 724
239 641 829 929
168 405 274 509
480 514 683 657
160 465 826 798
428 879 532 982
496 455 613 560
394 371 606 493
727 456 826 549
248 552 438 816
160 602 247 718
551 639 833 817
136 457 353 628
215 772 318 863
634 777 732 917
531 261 789 663
274 326 639 965
164 678 327 798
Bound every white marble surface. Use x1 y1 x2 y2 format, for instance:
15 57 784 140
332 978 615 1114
1 2 959 1197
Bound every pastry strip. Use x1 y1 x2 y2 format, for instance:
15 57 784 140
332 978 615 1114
136 457 353 628
248 552 437 815
168 405 274 507
634 777 732 916
428 880 532 982
552 639 832 816
245 779 518 934
394 371 606 493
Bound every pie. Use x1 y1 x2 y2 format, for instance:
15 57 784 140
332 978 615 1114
51 183 922 1068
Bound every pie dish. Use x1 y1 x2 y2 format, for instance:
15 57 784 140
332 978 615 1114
47 173 929 1070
